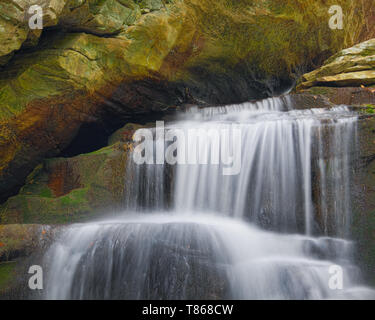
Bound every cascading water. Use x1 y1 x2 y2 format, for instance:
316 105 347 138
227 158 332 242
43 96 375 300
125 97 357 237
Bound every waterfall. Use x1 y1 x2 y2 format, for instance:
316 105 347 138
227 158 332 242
43 96 375 300
125 98 357 237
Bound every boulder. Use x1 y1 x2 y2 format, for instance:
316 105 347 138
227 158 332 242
0 123 142 224
298 39 375 89
0 143 131 224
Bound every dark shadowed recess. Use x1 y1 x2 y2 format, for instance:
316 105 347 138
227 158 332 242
59 110 174 158
60 65 295 158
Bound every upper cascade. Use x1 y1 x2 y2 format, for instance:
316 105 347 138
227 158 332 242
126 96 358 238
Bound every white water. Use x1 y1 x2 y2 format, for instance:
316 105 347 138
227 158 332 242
125 97 358 237
43 96 375 300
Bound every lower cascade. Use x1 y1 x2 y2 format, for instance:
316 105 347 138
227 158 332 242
43 96 375 300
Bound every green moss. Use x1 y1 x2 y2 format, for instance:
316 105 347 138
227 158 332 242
305 87 336 96
38 187 53 198
21 184 53 199
358 48 375 57
135 0 164 10
59 188 89 207
0 262 16 290
0 140 130 224
21 188 92 224
84 144 116 156
363 104 375 114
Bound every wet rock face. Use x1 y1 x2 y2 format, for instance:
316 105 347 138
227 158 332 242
42 222 230 300
299 87 375 106
352 116 375 285
0 0 374 201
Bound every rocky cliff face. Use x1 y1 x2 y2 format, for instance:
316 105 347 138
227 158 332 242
296 38 375 285
356 117 375 285
0 0 374 202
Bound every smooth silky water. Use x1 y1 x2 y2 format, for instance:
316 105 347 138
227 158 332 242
43 96 375 300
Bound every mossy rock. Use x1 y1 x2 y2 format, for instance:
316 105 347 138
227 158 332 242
0 138 133 224
361 104 375 114
0 224 48 261
0 0 143 64
298 39 375 89
0 262 17 296
135 0 165 11
0 224 54 298
298 86 375 106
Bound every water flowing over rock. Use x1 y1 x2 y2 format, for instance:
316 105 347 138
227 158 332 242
43 215 374 300
42 96 375 299
126 97 358 237
1 0 374 201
